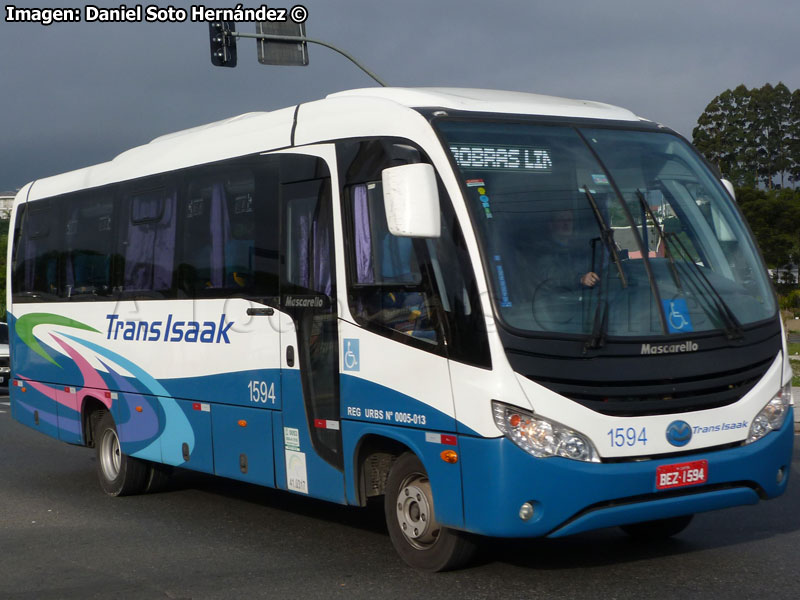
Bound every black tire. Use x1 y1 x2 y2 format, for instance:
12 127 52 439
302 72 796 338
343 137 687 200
143 462 173 494
621 514 694 539
94 411 149 497
384 453 477 571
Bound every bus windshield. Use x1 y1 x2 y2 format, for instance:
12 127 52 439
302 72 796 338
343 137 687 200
437 119 776 338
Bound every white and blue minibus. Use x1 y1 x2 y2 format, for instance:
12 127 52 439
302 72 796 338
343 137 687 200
7 87 794 570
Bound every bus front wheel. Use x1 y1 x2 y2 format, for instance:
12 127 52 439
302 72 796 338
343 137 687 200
384 452 476 571
94 411 149 497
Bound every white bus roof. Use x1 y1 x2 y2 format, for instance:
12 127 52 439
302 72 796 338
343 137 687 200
328 87 641 120
20 87 644 203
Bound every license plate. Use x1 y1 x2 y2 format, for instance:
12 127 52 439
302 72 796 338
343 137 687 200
656 459 708 490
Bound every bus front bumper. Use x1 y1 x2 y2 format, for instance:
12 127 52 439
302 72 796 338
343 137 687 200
457 408 794 538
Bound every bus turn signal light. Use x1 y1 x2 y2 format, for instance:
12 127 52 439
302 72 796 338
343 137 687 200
440 450 458 464
238 419 248 428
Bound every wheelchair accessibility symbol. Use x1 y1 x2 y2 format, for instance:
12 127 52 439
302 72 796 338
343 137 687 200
343 338 360 371
661 298 694 334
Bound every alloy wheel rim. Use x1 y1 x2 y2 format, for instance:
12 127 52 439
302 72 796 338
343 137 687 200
395 474 440 549
100 427 121 481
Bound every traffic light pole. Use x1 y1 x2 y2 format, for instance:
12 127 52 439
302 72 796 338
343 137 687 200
233 32 388 87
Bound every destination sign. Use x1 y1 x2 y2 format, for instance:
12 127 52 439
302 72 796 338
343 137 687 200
450 144 553 172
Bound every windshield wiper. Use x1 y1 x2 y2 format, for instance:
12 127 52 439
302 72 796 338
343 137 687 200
634 189 682 290
581 186 627 287
582 186 625 352
666 232 744 340
584 293 610 353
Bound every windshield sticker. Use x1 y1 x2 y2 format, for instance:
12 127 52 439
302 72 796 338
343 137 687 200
591 174 609 185
466 179 485 187
478 191 494 219
494 256 512 308
662 298 694 333
450 144 552 172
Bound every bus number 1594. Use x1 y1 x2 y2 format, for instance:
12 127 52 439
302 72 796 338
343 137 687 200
248 380 277 404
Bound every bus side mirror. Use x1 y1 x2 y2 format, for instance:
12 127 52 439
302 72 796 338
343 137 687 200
382 163 441 238
721 178 736 201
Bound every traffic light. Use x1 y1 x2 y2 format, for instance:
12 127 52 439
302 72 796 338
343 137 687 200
209 21 237 67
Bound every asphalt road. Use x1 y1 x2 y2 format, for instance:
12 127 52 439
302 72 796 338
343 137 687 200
1 399 800 600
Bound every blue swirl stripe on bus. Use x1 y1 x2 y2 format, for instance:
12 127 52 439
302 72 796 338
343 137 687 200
61 333 195 465
99 359 165 459
14 397 64 434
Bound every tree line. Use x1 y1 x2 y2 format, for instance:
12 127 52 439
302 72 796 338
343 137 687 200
736 187 800 273
693 83 800 189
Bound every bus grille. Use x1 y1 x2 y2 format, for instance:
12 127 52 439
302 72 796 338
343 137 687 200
529 356 773 417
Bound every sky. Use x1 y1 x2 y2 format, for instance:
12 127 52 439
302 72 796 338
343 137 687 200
2 0 799 193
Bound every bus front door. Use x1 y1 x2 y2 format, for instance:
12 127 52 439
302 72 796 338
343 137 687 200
275 151 346 503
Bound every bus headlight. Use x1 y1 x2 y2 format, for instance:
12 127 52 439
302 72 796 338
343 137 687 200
746 382 792 444
492 401 600 462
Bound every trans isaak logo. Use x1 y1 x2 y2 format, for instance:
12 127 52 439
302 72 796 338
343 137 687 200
665 418 748 447
665 420 692 447
105 314 234 344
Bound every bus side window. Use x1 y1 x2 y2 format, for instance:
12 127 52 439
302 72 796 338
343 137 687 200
225 179 257 290
13 200 61 300
63 193 115 298
281 153 336 299
349 181 439 343
176 161 278 300
11 203 28 298
178 174 255 296
339 138 491 367
121 187 177 296
283 180 335 296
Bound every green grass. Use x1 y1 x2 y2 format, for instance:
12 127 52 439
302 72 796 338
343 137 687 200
788 342 800 356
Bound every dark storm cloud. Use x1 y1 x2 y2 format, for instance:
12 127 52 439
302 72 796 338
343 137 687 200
2 0 798 191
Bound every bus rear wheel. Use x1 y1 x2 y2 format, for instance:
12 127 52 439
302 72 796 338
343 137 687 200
384 453 476 571
621 514 694 539
143 461 173 494
94 411 149 497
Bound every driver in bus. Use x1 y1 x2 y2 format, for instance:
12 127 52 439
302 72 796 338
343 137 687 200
536 209 600 291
